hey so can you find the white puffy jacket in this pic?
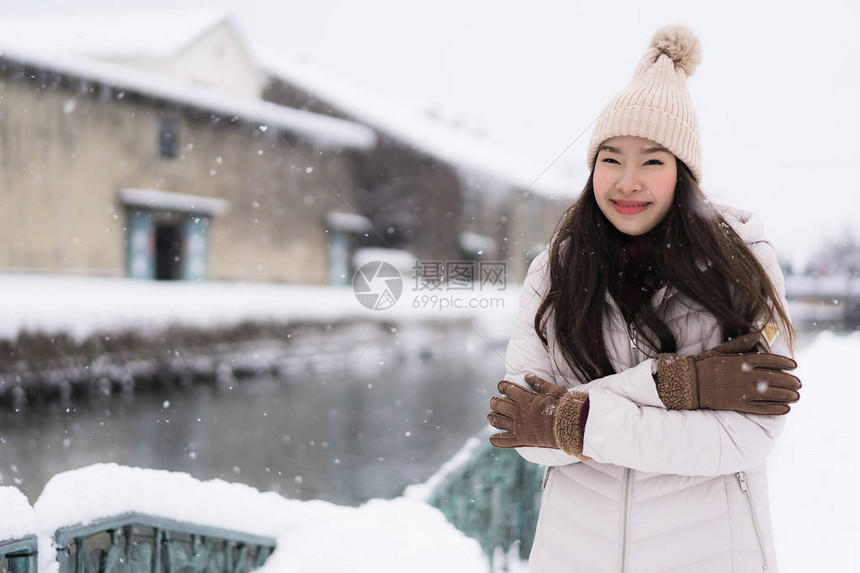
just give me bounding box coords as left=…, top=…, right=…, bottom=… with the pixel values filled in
left=505, top=206, right=792, bottom=573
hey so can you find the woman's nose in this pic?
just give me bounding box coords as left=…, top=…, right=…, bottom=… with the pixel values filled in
left=616, top=167, right=642, bottom=193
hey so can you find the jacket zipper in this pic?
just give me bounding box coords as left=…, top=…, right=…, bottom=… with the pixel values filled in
left=629, top=325, right=642, bottom=364
left=736, top=472, right=768, bottom=570
left=617, top=326, right=639, bottom=573
left=618, top=467, right=632, bottom=573
left=541, top=466, right=551, bottom=491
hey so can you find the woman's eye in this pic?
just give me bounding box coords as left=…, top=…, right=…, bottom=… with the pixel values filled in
left=601, top=157, right=620, bottom=164
left=644, top=159, right=664, bottom=166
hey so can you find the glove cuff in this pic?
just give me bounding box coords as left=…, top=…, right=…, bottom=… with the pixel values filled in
left=656, top=354, right=695, bottom=409
left=553, top=391, right=590, bottom=458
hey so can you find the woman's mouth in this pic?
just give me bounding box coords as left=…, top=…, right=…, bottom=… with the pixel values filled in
left=610, top=199, right=650, bottom=214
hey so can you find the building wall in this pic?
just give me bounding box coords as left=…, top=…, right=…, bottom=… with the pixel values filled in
left=351, top=135, right=464, bottom=263
left=0, top=65, right=358, bottom=283
left=265, top=79, right=466, bottom=263
left=0, top=74, right=127, bottom=274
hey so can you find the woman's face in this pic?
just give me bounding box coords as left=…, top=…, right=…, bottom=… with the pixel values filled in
left=593, top=136, right=678, bottom=236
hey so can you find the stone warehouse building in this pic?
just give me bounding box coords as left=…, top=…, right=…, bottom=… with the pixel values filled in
left=0, top=43, right=375, bottom=284
left=0, top=10, right=569, bottom=285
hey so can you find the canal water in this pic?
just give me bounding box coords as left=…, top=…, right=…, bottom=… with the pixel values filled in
left=0, top=323, right=508, bottom=506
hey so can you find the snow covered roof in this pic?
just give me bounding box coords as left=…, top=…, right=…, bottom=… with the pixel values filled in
left=0, top=43, right=376, bottom=151
left=0, top=9, right=231, bottom=59
left=257, top=47, right=573, bottom=197
left=0, top=8, right=572, bottom=195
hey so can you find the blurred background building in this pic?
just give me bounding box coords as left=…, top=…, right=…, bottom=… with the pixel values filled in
left=0, top=9, right=568, bottom=285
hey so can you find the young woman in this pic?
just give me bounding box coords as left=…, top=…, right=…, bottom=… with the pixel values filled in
left=487, top=26, right=801, bottom=573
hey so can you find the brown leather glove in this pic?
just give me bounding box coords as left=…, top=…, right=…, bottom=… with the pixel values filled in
left=656, top=332, right=801, bottom=415
left=488, top=374, right=589, bottom=457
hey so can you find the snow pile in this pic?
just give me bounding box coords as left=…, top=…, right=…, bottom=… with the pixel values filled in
left=262, top=497, right=486, bottom=572
left=34, top=464, right=282, bottom=542
left=769, top=330, right=860, bottom=572
left=33, top=463, right=488, bottom=573
left=0, top=486, right=35, bottom=542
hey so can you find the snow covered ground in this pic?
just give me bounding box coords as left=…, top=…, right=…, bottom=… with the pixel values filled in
left=768, top=330, right=860, bottom=572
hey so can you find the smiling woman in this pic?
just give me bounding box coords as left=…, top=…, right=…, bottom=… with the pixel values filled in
left=487, top=25, right=801, bottom=573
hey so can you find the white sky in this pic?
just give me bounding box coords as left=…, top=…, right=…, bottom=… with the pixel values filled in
left=2, top=0, right=858, bottom=267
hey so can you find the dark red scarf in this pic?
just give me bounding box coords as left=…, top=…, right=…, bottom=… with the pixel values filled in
left=611, top=234, right=660, bottom=321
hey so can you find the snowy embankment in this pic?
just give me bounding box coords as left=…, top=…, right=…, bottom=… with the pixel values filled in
left=0, top=273, right=518, bottom=342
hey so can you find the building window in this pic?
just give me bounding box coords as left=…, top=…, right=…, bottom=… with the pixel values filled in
left=120, top=188, right=226, bottom=281
left=159, top=119, right=179, bottom=158
left=154, top=217, right=184, bottom=280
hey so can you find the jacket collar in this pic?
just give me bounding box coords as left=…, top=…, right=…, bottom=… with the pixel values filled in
left=605, top=281, right=677, bottom=315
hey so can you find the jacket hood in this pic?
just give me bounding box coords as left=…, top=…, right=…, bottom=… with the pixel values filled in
left=715, top=203, right=767, bottom=246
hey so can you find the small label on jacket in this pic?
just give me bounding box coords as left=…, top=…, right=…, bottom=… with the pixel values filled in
left=762, top=323, right=779, bottom=346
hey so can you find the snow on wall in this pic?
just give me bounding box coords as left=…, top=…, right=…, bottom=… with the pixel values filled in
left=0, top=486, right=35, bottom=543
left=31, top=463, right=488, bottom=573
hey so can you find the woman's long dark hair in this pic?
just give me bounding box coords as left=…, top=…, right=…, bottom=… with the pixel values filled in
left=535, top=158, right=796, bottom=382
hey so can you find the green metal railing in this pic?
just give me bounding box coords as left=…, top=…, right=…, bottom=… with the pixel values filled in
left=3, top=435, right=538, bottom=572
left=54, top=513, right=275, bottom=573
left=0, top=535, right=38, bottom=573
left=423, top=429, right=544, bottom=567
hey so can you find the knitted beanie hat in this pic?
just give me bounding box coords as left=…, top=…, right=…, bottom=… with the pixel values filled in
left=586, top=25, right=703, bottom=181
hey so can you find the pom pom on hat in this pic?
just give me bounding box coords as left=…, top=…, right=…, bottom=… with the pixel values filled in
left=650, top=25, right=702, bottom=77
